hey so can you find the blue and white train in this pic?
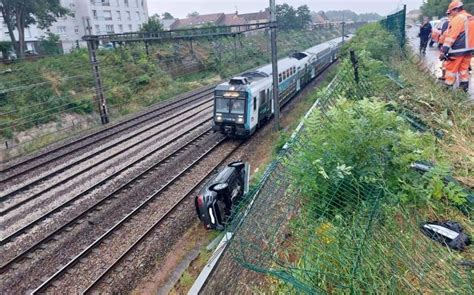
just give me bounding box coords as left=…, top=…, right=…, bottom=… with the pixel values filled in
left=212, top=36, right=348, bottom=138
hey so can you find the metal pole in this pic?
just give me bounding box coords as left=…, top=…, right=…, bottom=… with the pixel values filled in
left=270, top=0, right=280, bottom=131
left=342, top=21, right=345, bottom=43
left=87, top=37, right=109, bottom=124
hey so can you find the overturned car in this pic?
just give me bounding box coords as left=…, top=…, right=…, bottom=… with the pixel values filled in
left=195, top=161, right=249, bottom=230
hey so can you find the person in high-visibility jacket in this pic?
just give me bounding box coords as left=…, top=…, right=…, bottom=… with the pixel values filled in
left=438, top=14, right=452, bottom=81
left=440, top=1, right=474, bottom=91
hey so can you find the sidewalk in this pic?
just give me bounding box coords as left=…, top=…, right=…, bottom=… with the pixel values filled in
left=408, top=27, right=474, bottom=101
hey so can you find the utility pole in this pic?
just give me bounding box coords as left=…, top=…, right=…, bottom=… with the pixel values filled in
left=270, top=0, right=280, bottom=131
left=86, top=36, right=109, bottom=125
left=342, top=21, right=346, bottom=43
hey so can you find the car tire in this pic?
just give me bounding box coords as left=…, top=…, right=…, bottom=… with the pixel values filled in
left=211, top=183, right=228, bottom=193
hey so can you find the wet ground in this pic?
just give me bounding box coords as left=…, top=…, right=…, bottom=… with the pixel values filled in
left=408, top=26, right=474, bottom=100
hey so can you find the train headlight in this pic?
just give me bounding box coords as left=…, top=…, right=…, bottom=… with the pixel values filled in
left=215, top=113, right=223, bottom=122
left=237, top=116, right=244, bottom=124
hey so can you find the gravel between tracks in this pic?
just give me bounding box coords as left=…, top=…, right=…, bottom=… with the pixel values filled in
left=0, top=133, right=229, bottom=294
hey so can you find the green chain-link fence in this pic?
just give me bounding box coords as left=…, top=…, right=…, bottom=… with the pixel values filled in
left=380, top=6, right=407, bottom=47
left=207, top=15, right=474, bottom=290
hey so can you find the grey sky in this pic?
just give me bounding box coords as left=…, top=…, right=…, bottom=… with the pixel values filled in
left=147, top=1, right=424, bottom=18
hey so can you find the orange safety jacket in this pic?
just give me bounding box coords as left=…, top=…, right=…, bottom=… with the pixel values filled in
left=439, top=21, right=450, bottom=45
left=444, top=10, right=474, bottom=55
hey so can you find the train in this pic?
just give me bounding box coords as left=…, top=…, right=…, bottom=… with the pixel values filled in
left=212, top=36, right=349, bottom=138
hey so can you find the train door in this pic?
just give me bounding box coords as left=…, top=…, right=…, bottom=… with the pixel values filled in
left=258, top=89, right=270, bottom=124
left=251, top=96, right=258, bottom=131
left=296, top=70, right=301, bottom=92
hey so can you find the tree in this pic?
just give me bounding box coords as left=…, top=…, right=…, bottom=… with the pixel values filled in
left=187, top=11, right=199, bottom=18
left=39, top=32, right=61, bottom=55
left=277, top=3, right=298, bottom=30
left=162, top=12, right=174, bottom=20
left=140, top=14, right=163, bottom=33
left=0, top=41, right=12, bottom=59
left=296, top=5, right=312, bottom=28
left=421, top=0, right=474, bottom=19
left=0, top=0, right=68, bottom=58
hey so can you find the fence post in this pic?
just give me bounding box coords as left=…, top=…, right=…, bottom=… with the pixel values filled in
left=86, top=36, right=109, bottom=125
left=350, top=50, right=359, bottom=84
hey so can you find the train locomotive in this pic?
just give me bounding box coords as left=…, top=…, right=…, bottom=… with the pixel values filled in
left=212, top=36, right=347, bottom=138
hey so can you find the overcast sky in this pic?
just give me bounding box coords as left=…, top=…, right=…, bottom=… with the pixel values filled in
left=147, top=0, right=424, bottom=18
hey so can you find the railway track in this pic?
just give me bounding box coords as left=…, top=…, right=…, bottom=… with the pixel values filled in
left=0, top=131, right=232, bottom=292
left=0, top=117, right=213, bottom=247
left=33, top=140, right=241, bottom=294
left=0, top=101, right=214, bottom=215
left=0, top=85, right=215, bottom=183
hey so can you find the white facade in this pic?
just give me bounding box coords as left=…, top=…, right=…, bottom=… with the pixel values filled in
left=0, top=0, right=149, bottom=52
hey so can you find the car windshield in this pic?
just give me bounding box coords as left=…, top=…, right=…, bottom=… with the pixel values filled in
left=230, top=99, right=245, bottom=115
left=215, top=98, right=231, bottom=113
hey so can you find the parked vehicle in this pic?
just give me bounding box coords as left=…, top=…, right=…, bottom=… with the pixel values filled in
left=25, top=49, right=39, bottom=56
left=195, top=161, right=249, bottom=230
left=7, top=50, right=17, bottom=61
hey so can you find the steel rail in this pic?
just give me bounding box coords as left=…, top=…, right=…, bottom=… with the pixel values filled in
left=0, top=98, right=214, bottom=203
left=0, top=85, right=215, bottom=181
left=31, top=137, right=232, bottom=294
left=0, top=124, right=216, bottom=270
left=0, top=106, right=213, bottom=215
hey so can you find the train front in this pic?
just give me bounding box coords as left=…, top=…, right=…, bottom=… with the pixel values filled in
left=212, top=80, right=250, bottom=138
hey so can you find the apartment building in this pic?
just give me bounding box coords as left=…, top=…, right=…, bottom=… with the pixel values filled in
left=0, top=0, right=149, bottom=53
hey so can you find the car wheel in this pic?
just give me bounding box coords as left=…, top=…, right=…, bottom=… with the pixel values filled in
left=211, top=183, right=228, bottom=193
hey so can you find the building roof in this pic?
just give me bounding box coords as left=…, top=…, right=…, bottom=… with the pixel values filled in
left=172, top=13, right=225, bottom=29
left=161, top=18, right=177, bottom=30
left=311, top=12, right=329, bottom=24
left=221, top=13, right=248, bottom=26
left=240, top=10, right=270, bottom=22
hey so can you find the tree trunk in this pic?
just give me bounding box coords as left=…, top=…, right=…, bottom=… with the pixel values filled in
left=16, top=5, right=25, bottom=58
left=0, top=2, right=19, bottom=54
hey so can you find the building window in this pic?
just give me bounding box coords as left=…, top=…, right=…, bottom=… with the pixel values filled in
left=124, top=0, right=129, bottom=7
left=102, top=0, right=110, bottom=6
left=92, top=10, right=98, bottom=20
left=75, top=26, right=79, bottom=34
left=116, top=0, right=120, bottom=6
left=136, top=11, right=140, bottom=21
left=115, top=11, right=121, bottom=20
left=95, top=25, right=100, bottom=34
left=104, top=10, right=112, bottom=20
left=126, top=11, right=131, bottom=21
left=128, top=24, right=133, bottom=31
left=141, top=0, right=144, bottom=7
left=106, top=24, right=114, bottom=34
left=118, top=24, right=123, bottom=33
left=57, top=26, right=67, bottom=34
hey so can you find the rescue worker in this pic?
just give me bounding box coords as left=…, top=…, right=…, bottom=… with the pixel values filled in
left=418, top=16, right=432, bottom=55
left=438, top=14, right=452, bottom=80
left=440, top=1, right=474, bottom=91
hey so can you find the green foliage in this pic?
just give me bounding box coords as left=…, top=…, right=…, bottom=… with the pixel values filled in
left=322, top=10, right=382, bottom=22
left=345, top=23, right=399, bottom=61
left=139, top=13, right=163, bottom=33
left=162, top=12, right=174, bottom=20
left=38, top=32, right=62, bottom=55
left=0, top=41, right=11, bottom=56
left=277, top=3, right=312, bottom=30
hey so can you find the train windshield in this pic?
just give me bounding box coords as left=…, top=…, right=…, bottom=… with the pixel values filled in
left=230, top=99, right=245, bottom=115
left=216, top=98, right=231, bottom=113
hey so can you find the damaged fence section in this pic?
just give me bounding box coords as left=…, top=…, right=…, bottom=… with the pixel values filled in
left=221, top=47, right=473, bottom=293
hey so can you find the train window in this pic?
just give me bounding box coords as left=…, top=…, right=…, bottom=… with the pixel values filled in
left=253, top=97, right=257, bottom=111
left=283, top=72, right=286, bottom=80
left=260, top=90, right=266, bottom=105
left=279, top=74, right=282, bottom=83
left=287, top=69, right=290, bottom=77
left=293, top=67, right=296, bottom=74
